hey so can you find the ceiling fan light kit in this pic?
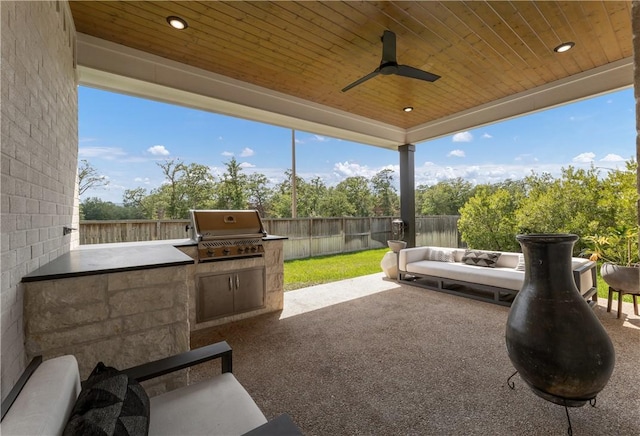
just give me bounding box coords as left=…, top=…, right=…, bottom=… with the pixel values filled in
left=342, top=30, right=440, bottom=92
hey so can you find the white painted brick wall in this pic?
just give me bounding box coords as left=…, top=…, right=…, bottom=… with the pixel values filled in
left=1, top=0, right=78, bottom=400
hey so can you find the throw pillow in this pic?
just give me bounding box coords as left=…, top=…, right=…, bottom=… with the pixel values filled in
left=515, top=254, right=526, bottom=271
left=461, top=250, right=501, bottom=268
left=63, top=362, right=150, bottom=436
left=426, top=248, right=454, bottom=262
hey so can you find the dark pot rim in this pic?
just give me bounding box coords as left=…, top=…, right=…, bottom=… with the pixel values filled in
left=516, top=233, right=579, bottom=243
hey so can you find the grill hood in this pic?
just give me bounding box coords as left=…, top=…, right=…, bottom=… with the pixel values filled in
left=190, top=210, right=267, bottom=240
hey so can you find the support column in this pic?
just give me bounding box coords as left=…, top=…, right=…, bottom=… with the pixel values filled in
left=399, top=144, right=416, bottom=248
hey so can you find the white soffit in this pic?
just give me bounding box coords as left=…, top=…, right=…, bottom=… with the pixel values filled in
left=76, top=33, right=405, bottom=150
left=407, top=57, right=633, bottom=145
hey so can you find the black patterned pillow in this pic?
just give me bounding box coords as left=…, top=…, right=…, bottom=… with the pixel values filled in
left=63, top=362, right=150, bottom=436
left=426, top=248, right=454, bottom=262
left=461, top=250, right=501, bottom=268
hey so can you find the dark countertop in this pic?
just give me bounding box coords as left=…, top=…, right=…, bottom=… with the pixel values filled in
left=22, top=243, right=194, bottom=282
left=21, top=236, right=288, bottom=283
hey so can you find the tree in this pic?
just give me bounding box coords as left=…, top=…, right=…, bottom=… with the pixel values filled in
left=122, top=187, right=159, bottom=219
left=269, top=170, right=316, bottom=218
left=418, top=177, right=475, bottom=215
left=318, top=187, right=353, bottom=217
left=516, top=166, right=601, bottom=244
left=80, top=197, right=144, bottom=220
left=78, top=159, right=109, bottom=196
left=299, top=176, right=327, bottom=217
left=246, top=173, right=273, bottom=217
left=335, top=176, right=373, bottom=216
left=458, top=186, right=521, bottom=252
left=597, top=160, right=638, bottom=232
left=181, top=163, right=216, bottom=211
left=157, top=159, right=187, bottom=219
left=216, top=157, right=248, bottom=209
left=371, top=169, right=398, bottom=216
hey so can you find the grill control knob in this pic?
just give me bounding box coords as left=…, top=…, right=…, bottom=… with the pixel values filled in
left=223, top=248, right=231, bottom=255
left=207, top=248, right=215, bottom=256
left=237, top=247, right=244, bottom=254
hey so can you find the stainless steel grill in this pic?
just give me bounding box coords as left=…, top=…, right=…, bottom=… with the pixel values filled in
left=189, top=210, right=267, bottom=262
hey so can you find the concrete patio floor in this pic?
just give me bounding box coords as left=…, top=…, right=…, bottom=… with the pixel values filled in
left=191, top=273, right=640, bottom=435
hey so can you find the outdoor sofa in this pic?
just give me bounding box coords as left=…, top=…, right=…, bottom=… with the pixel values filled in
left=1, top=341, right=300, bottom=436
left=398, top=246, right=598, bottom=307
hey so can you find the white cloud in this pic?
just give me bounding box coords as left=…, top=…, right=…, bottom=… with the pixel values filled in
left=452, top=131, right=473, bottom=142
left=240, top=147, right=254, bottom=157
left=221, top=151, right=234, bottom=157
left=239, top=162, right=255, bottom=168
left=482, top=133, right=493, bottom=139
left=600, top=154, right=624, bottom=162
left=414, top=161, right=559, bottom=187
left=514, top=154, right=539, bottom=163
left=79, top=147, right=128, bottom=160
left=147, top=145, right=169, bottom=156
left=332, top=161, right=384, bottom=179
left=572, top=152, right=596, bottom=163
left=333, top=161, right=369, bottom=178
left=448, top=149, right=466, bottom=158
left=134, top=177, right=151, bottom=185
left=312, top=134, right=330, bottom=142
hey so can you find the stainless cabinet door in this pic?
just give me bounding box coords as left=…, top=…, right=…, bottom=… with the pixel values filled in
left=234, top=267, right=265, bottom=313
left=196, top=273, right=234, bottom=322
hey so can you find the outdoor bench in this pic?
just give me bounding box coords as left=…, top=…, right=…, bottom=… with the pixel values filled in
left=1, top=341, right=301, bottom=435
left=398, top=246, right=598, bottom=307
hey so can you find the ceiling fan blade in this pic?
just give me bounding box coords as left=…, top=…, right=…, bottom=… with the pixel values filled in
left=381, top=30, right=397, bottom=63
left=396, top=65, right=441, bottom=82
left=341, top=69, right=380, bottom=92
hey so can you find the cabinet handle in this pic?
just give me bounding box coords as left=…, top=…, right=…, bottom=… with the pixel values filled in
left=229, top=276, right=233, bottom=290
left=236, top=275, right=240, bottom=288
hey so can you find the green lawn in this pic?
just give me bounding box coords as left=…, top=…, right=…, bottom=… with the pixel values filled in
left=284, top=248, right=629, bottom=303
left=284, top=247, right=389, bottom=291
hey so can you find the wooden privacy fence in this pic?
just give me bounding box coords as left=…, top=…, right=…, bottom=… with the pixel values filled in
left=79, top=216, right=462, bottom=260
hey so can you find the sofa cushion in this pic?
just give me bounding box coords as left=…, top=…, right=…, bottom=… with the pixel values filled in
left=1, top=356, right=81, bottom=436
left=514, top=254, right=526, bottom=271
left=63, top=362, right=150, bottom=436
left=425, top=248, right=455, bottom=262
left=148, top=372, right=267, bottom=435
left=461, top=250, right=501, bottom=268
left=405, top=261, right=525, bottom=291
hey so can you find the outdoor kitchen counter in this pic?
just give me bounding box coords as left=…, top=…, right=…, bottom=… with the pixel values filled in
left=21, top=236, right=287, bottom=385
left=21, top=236, right=287, bottom=282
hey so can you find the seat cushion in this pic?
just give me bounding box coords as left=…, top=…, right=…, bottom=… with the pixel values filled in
left=1, top=356, right=81, bottom=436
left=406, top=261, right=525, bottom=291
left=148, top=373, right=267, bottom=435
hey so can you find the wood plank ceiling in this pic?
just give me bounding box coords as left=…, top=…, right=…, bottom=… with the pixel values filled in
left=69, top=1, right=633, bottom=132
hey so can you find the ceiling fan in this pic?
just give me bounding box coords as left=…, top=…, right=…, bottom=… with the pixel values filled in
left=342, top=30, right=441, bottom=92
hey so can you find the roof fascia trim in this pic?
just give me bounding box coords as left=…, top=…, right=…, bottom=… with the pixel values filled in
left=76, top=33, right=406, bottom=150
left=407, top=57, right=634, bottom=144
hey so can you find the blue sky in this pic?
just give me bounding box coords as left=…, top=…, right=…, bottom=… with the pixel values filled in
left=79, top=86, right=636, bottom=204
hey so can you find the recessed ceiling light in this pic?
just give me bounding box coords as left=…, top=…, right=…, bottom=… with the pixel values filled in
left=553, top=42, right=575, bottom=53
left=403, top=106, right=413, bottom=112
left=167, top=16, right=188, bottom=30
